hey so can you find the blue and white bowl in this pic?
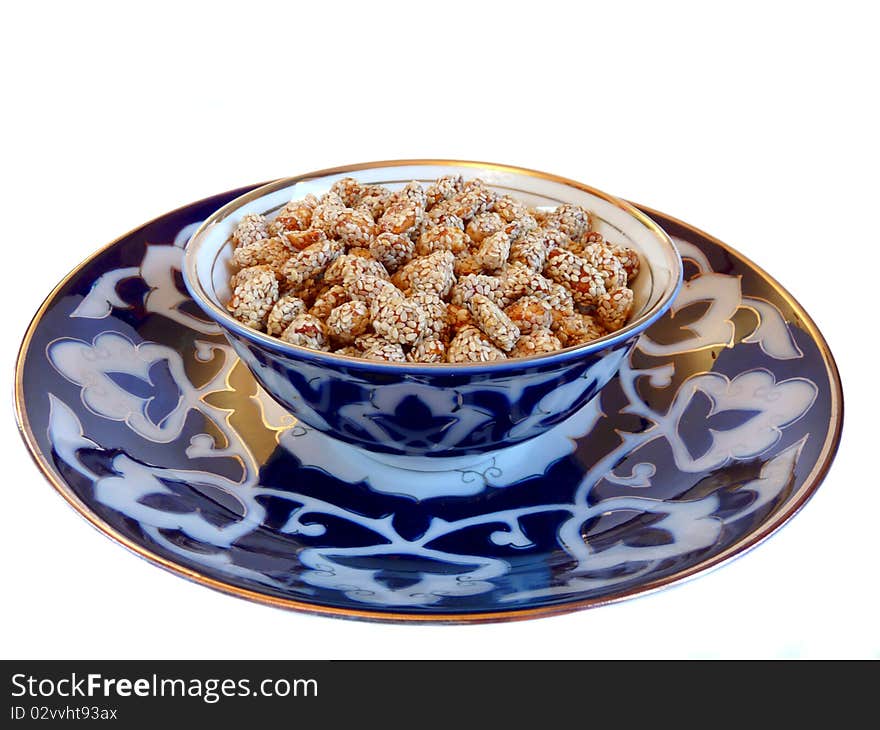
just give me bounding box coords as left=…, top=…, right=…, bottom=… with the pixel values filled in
left=183, top=161, right=683, bottom=459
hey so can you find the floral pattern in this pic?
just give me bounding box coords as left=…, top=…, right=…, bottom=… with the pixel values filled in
left=226, top=323, right=632, bottom=457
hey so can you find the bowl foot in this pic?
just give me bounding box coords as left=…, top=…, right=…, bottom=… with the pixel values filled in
left=355, top=449, right=495, bottom=473
left=278, top=398, right=604, bottom=499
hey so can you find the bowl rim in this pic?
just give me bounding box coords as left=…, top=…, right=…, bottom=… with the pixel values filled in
left=183, top=159, right=684, bottom=373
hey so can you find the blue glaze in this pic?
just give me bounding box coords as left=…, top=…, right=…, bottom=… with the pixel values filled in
left=224, top=325, right=633, bottom=456
left=182, top=165, right=684, bottom=457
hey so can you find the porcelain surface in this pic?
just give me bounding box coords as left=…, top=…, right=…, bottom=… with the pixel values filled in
left=15, top=186, right=842, bottom=622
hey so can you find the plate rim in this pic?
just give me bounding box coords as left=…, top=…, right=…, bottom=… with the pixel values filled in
left=12, top=189, right=844, bottom=624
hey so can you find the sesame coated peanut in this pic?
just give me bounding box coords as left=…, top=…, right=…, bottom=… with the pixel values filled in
left=226, top=174, right=639, bottom=361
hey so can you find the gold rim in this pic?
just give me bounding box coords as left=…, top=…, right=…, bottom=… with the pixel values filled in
left=13, top=190, right=843, bottom=624
left=183, top=160, right=683, bottom=371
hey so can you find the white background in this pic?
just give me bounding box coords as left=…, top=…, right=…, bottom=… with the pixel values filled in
left=2, top=1, right=876, bottom=659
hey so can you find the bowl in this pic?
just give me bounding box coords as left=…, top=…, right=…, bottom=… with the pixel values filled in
left=183, top=161, right=682, bottom=461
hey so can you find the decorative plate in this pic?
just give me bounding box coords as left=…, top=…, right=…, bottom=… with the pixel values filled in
left=15, top=186, right=842, bottom=623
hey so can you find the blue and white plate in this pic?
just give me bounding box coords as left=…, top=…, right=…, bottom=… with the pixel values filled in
left=15, top=186, right=843, bottom=622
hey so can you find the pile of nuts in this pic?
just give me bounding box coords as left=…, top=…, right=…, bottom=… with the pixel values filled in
left=226, top=175, right=640, bottom=363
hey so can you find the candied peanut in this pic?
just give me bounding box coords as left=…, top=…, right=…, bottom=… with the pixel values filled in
left=426, top=210, right=465, bottom=231
left=458, top=178, right=496, bottom=216
left=504, top=296, right=552, bottom=333
left=448, top=193, right=481, bottom=221
left=362, top=340, right=406, bottom=362
left=280, top=238, right=344, bottom=291
left=226, top=264, right=278, bottom=330
left=376, top=182, right=427, bottom=237
left=292, top=277, right=324, bottom=306
left=310, top=192, right=346, bottom=235
left=544, top=248, right=606, bottom=306
left=425, top=174, right=464, bottom=208
left=369, top=232, right=415, bottom=272
left=500, top=264, right=554, bottom=302
left=232, top=213, right=269, bottom=249
left=356, top=186, right=393, bottom=219
left=468, top=294, right=520, bottom=351
left=446, top=303, right=474, bottom=332
left=232, top=236, right=291, bottom=271
left=541, top=282, right=576, bottom=318
left=426, top=202, right=467, bottom=228
left=319, top=191, right=344, bottom=205
left=447, top=326, right=507, bottom=363
left=266, top=293, right=307, bottom=336
left=281, top=228, right=328, bottom=252
left=395, top=250, right=455, bottom=297
left=453, top=253, right=484, bottom=277
left=450, top=273, right=508, bottom=308
left=596, top=286, right=634, bottom=331
left=493, top=194, right=528, bottom=223
left=509, top=236, right=547, bottom=272
left=543, top=203, right=591, bottom=240
left=409, top=289, right=449, bottom=340
left=345, top=275, right=400, bottom=304
left=475, top=230, right=511, bottom=271
left=502, top=214, right=538, bottom=242
left=552, top=313, right=605, bottom=347
left=611, top=244, right=640, bottom=282
left=416, top=224, right=469, bottom=257
left=324, top=253, right=389, bottom=286
left=334, top=208, right=376, bottom=247
left=377, top=200, right=423, bottom=236
left=395, top=180, right=429, bottom=210
left=390, top=269, right=409, bottom=291
left=465, top=212, right=504, bottom=244
left=371, top=297, right=427, bottom=345
left=441, top=179, right=494, bottom=221
left=269, top=197, right=317, bottom=235
left=334, top=345, right=362, bottom=358
left=354, top=332, right=387, bottom=351
left=330, top=177, right=368, bottom=207
left=529, top=226, right=571, bottom=252
left=582, top=241, right=627, bottom=290
left=309, top=284, right=349, bottom=320
left=280, top=313, right=328, bottom=350
left=510, top=329, right=563, bottom=357
left=227, top=265, right=279, bottom=330
left=326, top=300, right=371, bottom=344
left=407, top=338, right=447, bottom=363
left=530, top=207, right=551, bottom=225
left=428, top=197, right=466, bottom=222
